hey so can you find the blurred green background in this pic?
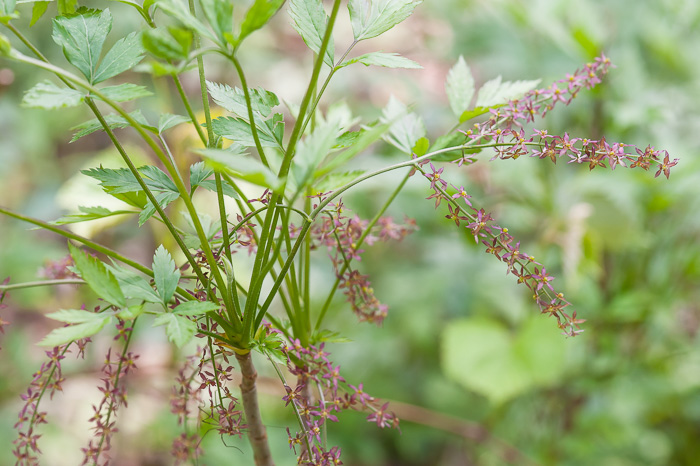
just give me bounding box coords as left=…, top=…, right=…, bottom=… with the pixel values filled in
left=1, top=0, right=699, bottom=465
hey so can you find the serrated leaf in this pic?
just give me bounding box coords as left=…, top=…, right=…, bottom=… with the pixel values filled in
left=198, top=147, right=283, bottom=191
left=139, top=191, right=180, bottom=225
left=52, top=8, right=113, bottom=83
left=93, top=31, right=145, bottom=84
left=107, top=264, right=162, bottom=303
left=211, top=116, right=279, bottom=147
left=348, top=0, right=421, bottom=41
left=97, top=83, right=152, bottom=102
left=200, top=0, right=232, bottom=42
left=189, top=161, right=212, bottom=187
left=158, top=113, right=190, bottom=133
left=69, top=242, right=126, bottom=307
left=38, top=317, right=111, bottom=346
left=70, top=110, right=150, bottom=142
left=475, top=76, right=541, bottom=108
left=152, top=245, right=180, bottom=304
left=380, top=95, right=425, bottom=153
left=198, top=179, right=239, bottom=199
left=142, top=26, right=191, bottom=60
left=206, top=81, right=279, bottom=118
left=22, top=80, right=85, bottom=109
left=237, top=0, right=284, bottom=46
left=54, top=205, right=136, bottom=224
left=174, top=300, right=219, bottom=316
left=30, top=1, right=50, bottom=26
left=46, top=308, right=111, bottom=324
left=445, top=55, right=474, bottom=118
left=154, top=313, right=195, bottom=348
left=289, top=0, right=334, bottom=67
left=155, top=0, right=216, bottom=42
left=339, top=51, right=421, bottom=69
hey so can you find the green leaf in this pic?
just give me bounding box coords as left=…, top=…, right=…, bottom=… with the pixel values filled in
left=152, top=245, right=180, bottom=304
left=413, top=136, right=429, bottom=156
left=174, top=300, right=219, bottom=316
left=53, top=205, right=136, bottom=224
left=30, top=1, right=50, bottom=26
left=211, top=116, right=279, bottom=147
left=237, top=0, right=284, bottom=46
left=57, top=0, right=77, bottom=15
left=158, top=113, right=190, bottom=133
left=293, top=121, right=339, bottom=188
left=139, top=191, right=179, bottom=225
left=69, top=242, right=126, bottom=307
left=22, top=80, right=84, bottom=109
left=458, top=106, right=490, bottom=124
left=314, top=170, right=364, bottom=192
left=189, top=161, right=211, bottom=187
left=153, top=313, right=196, bottom=348
left=38, top=316, right=111, bottom=346
left=348, top=0, right=421, bottom=41
left=155, top=0, right=216, bottom=42
left=198, top=179, right=239, bottom=199
left=70, top=110, right=151, bottom=142
left=93, top=31, right=145, bottom=84
left=0, top=0, right=18, bottom=23
left=117, top=303, right=145, bottom=319
left=107, top=264, right=162, bottom=303
left=338, top=51, right=421, bottom=69
left=380, top=95, right=425, bottom=154
left=97, top=83, right=152, bottom=102
left=289, top=0, right=334, bottom=67
left=142, top=26, right=191, bottom=61
left=445, top=55, right=474, bottom=118
left=200, top=0, right=232, bottom=42
left=441, top=317, right=567, bottom=404
left=315, top=122, right=390, bottom=177
left=46, top=308, right=112, bottom=324
left=52, top=8, right=113, bottom=83
left=475, top=76, right=541, bottom=108
left=206, top=81, right=279, bottom=118
left=198, top=147, right=283, bottom=191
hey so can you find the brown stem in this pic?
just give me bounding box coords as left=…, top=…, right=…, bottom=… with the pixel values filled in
left=236, top=352, right=274, bottom=466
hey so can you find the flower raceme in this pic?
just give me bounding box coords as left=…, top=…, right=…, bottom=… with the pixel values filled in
left=418, top=55, right=677, bottom=337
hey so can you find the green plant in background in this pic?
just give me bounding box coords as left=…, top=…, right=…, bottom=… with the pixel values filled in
left=0, top=0, right=679, bottom=464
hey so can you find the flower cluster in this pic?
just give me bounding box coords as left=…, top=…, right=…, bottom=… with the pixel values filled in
left=307, top=200, right=417, bottom=325
left=281, top=339, right=399, bottom=465
left=456, top=55, right=678, bottom=177
left=38, top=254, right=79, bottom=279
left=421, top=165, right=585, bottom=336
left=12, top=336, right=91, bottom=465
left=81, top=326, right=138, bottom=465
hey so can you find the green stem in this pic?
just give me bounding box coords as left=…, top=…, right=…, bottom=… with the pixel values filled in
left=230, top=55, right=269, bottom=167
left=172, top=72, right=208, bottom=146
left=0, top=279, right=85, bottom=291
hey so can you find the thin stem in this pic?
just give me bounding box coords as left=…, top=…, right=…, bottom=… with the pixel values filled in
left=230, top=55, right=269, bottom=167
left=172, top=72, right=208, bottom=146
left=0, top=279, right=85, bottom=291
